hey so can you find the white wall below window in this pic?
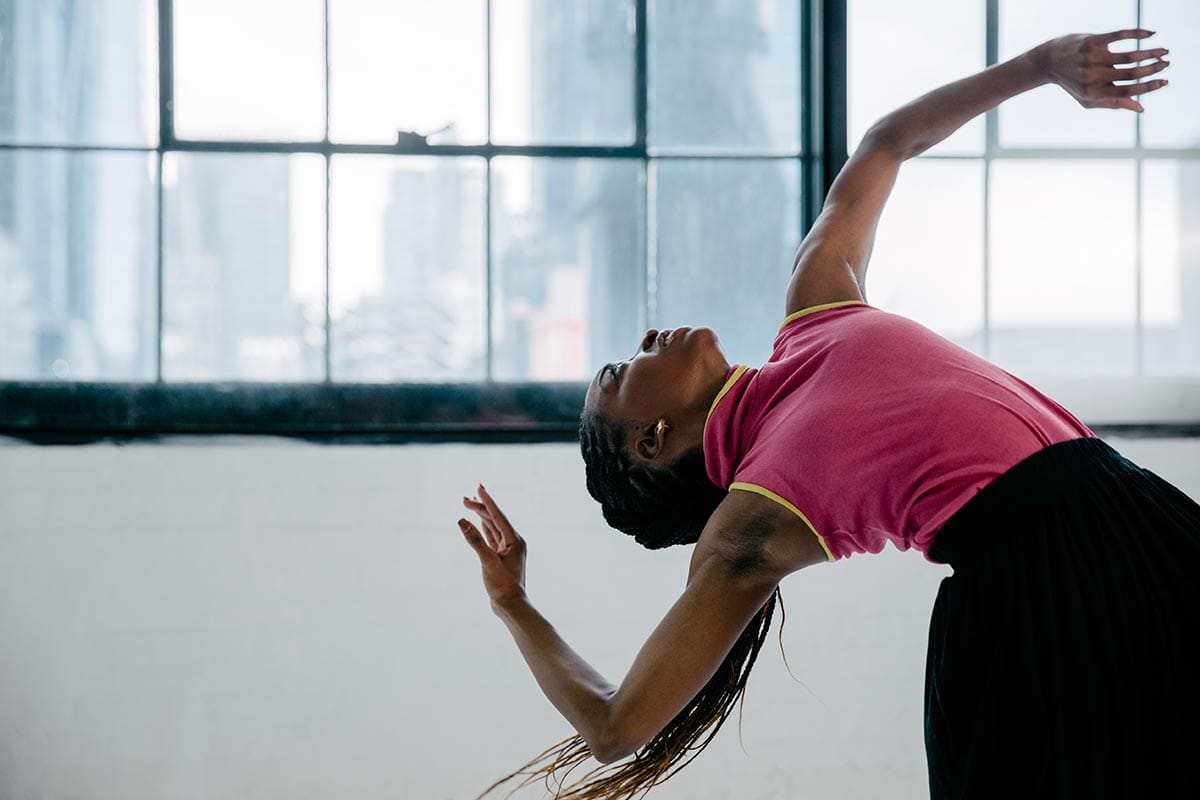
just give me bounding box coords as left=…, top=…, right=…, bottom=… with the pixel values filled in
left=0, top=436, right=1197, bottom=800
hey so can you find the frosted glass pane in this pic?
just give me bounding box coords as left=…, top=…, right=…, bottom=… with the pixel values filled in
left=174, top=0, right=324, bottom=141
left=866, top=160, right=985, bottom=352
left=0, top=150, right=156, bottom=380
left=999, top=0, right=1136, bottom=148
left=330, top=0, right=486, bottom=145
left=649, top=0, right=799, bottom=152
left=653, top=160, right=801, bottom=368
left=1142, top=160, right=1200, bottom=375
left=163, top=154, right=326, bottom=381
left=0, top=0, right=158, bottom=146
left=848, top=0, right=983, bottom=155
left=492, top=0, right=636, bottom=145
left=330, top=156, right=486, bottom=382
left=491, top=159, right=643, bottom=380
left=989, top=161, right=1137, bottom=377
left=1141, top=1, right=1199, bottom=148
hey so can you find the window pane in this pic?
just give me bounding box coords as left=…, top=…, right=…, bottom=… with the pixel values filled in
left=330, top=0, right=486, bottom=145
left=491, top=0, right=636, bottom=146
left=163, top=153, right=325, bottom=381
left=1142, top=160, right=1200, bottom=375
left=0, top=150, right=156, bottom=380
left=653, top=160, right=800, bottom=368
left=999, top=0, right=1136, bottom=148
left=649, top=0, right=799, bottom=153
left=492, top=158, right=643, bottom=381
left=867, top=160, right=985, bottom=351
left=848, top=0, right=983, bottom=155
left=330, top=156, right=485, bottom=382
left=173, top=0, right=324, bottom=141
left=989, top=161, right=1137, bottom=377
left=0, top=0, right=157, bottom=146
left=1141, top=1, right=1199, bottom=148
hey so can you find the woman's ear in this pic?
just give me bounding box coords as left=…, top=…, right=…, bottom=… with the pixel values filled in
left=633, top=420, right=667, bottom=462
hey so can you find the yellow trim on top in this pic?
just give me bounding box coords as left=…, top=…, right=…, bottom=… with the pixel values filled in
left=777, top=300, right=869, bottom=334
left=729, top=481, right=836, bottom=563
left=704, top=364, right=749, bottom=436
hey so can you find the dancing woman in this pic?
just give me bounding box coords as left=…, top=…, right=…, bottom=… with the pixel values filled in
left=457, top=27, right=1195, bottom=799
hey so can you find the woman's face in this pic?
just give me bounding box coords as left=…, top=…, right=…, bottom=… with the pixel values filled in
left=583, top=326, right=731, bottom=461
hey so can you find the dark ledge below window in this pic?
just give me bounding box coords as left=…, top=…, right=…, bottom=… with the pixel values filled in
left=1, top=382, right=1197, bottom=445
left=0, top=382, right=589, bottom=444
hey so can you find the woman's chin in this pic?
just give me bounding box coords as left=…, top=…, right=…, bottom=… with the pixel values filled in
left=694, top=326, right=724, bottom=355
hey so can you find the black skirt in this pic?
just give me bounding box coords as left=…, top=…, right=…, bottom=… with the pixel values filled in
left=924, top=436, right=1200, bottom=799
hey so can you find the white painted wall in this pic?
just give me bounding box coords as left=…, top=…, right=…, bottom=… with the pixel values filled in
left=1, top=436, right=1197, bottom=800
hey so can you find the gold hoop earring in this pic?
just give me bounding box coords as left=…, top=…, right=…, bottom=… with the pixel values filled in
left=656, top=419, right=669, bottom=437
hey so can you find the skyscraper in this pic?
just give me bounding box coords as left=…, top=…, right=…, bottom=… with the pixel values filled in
left=0, top=0, right=154, bottom=380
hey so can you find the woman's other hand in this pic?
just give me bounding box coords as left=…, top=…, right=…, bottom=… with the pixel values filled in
left=1037, top=28, right=1170, bottom=112
left=458, top=484, right=528, bottom=613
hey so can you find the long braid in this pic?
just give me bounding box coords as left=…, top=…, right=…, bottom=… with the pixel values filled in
left=472, top=410, right=784, bottom=799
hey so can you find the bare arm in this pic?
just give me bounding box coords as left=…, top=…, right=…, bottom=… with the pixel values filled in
left=785, top=28, right=1170, bottom=314
left=489, top=540, right=777, bottom=762
left=457, top=486, right=826, bottom=764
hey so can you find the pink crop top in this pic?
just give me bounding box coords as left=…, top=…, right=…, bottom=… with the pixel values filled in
left=703, top=301, right=1096, bottom=563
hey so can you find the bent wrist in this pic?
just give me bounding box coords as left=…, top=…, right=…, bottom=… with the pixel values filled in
left=491, top=589, right=531, bottom=619
left=1028, top=41, right=1057, bottom=86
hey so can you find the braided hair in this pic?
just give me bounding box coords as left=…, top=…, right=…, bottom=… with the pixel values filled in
left=472, top=407, right=786, bottom=800
left=577, top=408, right=728, bottom=549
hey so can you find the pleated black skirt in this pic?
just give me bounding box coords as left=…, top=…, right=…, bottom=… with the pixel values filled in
left=924, top=436, right=1200, bottom=799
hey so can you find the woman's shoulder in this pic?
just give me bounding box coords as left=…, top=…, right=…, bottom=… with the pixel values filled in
left=699, top=486, right=835, bottom=576
left=774, top=299, right=874, bottom=340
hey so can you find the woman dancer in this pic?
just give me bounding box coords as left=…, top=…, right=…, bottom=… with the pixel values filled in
left=457, top=27, right=1193, bottom=799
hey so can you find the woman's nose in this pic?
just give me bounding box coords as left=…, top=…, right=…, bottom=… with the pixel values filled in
left=641, top=328, right=659, bottom=351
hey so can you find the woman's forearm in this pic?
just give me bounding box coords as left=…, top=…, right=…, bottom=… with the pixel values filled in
left=494, top=593, right=620, bottom=760
left=869, top=45, right=1050, bottom=159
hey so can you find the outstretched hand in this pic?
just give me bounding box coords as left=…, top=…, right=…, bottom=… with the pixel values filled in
left=458, top=484, right=528, bottom=613
left=1040, top=28, right=1170, bottom=112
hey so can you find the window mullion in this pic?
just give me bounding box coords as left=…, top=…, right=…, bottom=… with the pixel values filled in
left=638, top=0, right=650, bottom=335
left=635, top=0, right=648, bottom=149
left=983, top=0, right=998, bottom=362
left=1135, top=0, right=1144, bottom=377
left=155, top=0, right=175, bottom=383
left=155, top=151, right=164, bottom=383
left=820, top=0, right=848, bottom=200
left=323, top=0, right=332, bottom=382
left=485, top=0, right=494, bottom=381
left=157, top=0, right=175, bottom=147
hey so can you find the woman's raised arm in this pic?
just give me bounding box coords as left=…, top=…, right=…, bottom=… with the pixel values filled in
left=785, top=29, right=1170, bottom=316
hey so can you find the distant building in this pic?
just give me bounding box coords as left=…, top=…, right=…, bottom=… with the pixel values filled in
left=332, top=158, right=486, bottom=381
left=0, top=0, right=155, bottom=380
left=163, top=155, right=317, bottom=380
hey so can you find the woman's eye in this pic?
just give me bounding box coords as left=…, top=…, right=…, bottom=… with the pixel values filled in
left=607, top=361, right=626, bottom=386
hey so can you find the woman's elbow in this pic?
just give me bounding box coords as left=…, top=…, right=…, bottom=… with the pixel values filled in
left=588, top=723, right=649, bottom=765
left=589, top=732, right=634, bottom=765
left=589, top=743, right=624, bottom=765
left=862, top=118, right=919, bottom=161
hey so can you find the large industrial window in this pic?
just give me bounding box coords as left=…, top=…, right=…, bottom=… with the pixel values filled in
left=2, top=0, right=1195, bottom=441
